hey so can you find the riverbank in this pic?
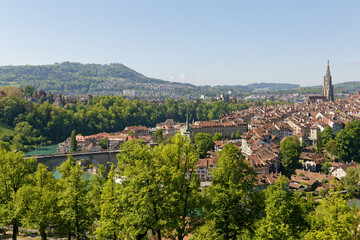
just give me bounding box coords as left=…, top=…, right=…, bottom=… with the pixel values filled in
left=25, top=144, right=58, bottom=156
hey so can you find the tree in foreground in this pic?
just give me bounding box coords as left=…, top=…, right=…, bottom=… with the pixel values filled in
left=0, top=148, right=36, bottom=240
left=304, top=190, right=360, bottom=239
left=280, top=136, right=301, bottom=177
left=57, top=155, right=91, bottom=240
left=197, top=143, right=261, bottom=239
left=254, top=175, right=312, bottom=240
left=115, top=135, right=200, bottom=239
left=16, top=163, right=58, bottom=240
left=95, top=166, right=122, bottom=240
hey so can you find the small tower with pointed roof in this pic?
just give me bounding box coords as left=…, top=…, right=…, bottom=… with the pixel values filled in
left=322, top=60, right=334, bottom=101
left=184, top=110, right=191, bottom=140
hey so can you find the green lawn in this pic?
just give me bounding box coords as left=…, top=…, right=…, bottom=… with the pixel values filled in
left=0, top=124, right=14, bottom=138
left=0, top=124, right=16, bottom=150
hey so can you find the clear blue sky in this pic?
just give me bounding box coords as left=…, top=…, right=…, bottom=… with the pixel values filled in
left=1, top=0, right=359, bottom=86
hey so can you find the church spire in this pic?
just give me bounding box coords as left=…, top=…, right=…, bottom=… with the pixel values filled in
left=326, top=60, right=331, bottom=78
left=322, top=60, right=334, bottom=101
left=185, top=110, right=190, bottom=132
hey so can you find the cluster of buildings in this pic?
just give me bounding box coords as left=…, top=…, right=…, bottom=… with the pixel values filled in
left=57, top=62, right=360, bottom=194
left=181, top=62, right=360, bottom=192
left=57, top=126, right=157, bottom=153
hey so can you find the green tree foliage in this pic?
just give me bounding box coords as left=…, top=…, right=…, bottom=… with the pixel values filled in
left=0, top=86, right=23, bottom=98
left=115, top=135, right=200, bottom=239
left=0, top=148, right=36, bottom=240
left=235, top=129, right=242, bottom=139
left=57, top=155, right=92, bottom=240
left=200, top=143, right=261, bottom=239
left=70, top=130, right=77, bottom=153
left=87, top=164, right=107, bottom=223
left=0, top=94, right=251, bottom=150
left=304, top=190, right=360, bottom=239
left=39, top=94, right=46, bottom=104
left=47, top=91, right=54, bottom=103
left=280, top=137, right=301, bottom=177
left=23, top=85, right=36, bottom=96
left=98, top=137, right=109, bottom=149
left=0, top=62, right=254, bottom=98
left=325, top=139, right=337, bottom=155
left=254, top=176, right=312, bottom=240
left=16, top=164, right=58, bottom=240
left=319, top=126, right=335, bottom=148
left=194, top=132, right=214, bottom=158
left=335, top=119, right=360, bottom=162
left=13, top=121, right=46, bottom=151
left=321, top=161, right=332, bottom=175
left=342, top=167, right=360, bottom=196
left=153, top=129, right=163, bottom=143
left=0, top=141, right=10, bottom=151
left=95, top=166, right=122, bottom=240
left=212, top=132, right=224, bottom=141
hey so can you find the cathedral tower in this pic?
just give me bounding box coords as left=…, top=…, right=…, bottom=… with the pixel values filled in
left=322, top=61, right=334, bottom=101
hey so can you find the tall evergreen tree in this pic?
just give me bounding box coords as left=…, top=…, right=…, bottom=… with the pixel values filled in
left=70, top=130, right=77, bottom=153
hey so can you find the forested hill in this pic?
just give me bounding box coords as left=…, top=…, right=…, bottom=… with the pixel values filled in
left=0, top=62, right=306, bottom=97
left=0, top=62, right=195, bottom=95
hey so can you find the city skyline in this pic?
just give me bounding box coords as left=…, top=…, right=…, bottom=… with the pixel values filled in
left=1, top=1, right=359, bottom=87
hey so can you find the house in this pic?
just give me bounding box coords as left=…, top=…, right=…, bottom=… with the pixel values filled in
left=299, top=151, right=326, bottom=172
left=124, top=126, right=149, bottom=136
left=214, top=140, right=229, bottom=152
left=194, top=152, right=218, bottom=181
left=331, top=161, right=359, bottom=179
left=256, top=172, right=283, bottom=191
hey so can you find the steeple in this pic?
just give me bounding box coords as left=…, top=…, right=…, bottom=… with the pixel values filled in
left=185, top=110, right=190, bottom=132
left=322, top=60, right=334, bottom=101
left=326, top=60, right=331, bottom=80
left=183, top=110, right=191, bottom=140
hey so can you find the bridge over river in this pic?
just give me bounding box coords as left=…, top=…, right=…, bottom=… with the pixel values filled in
left=24, top=150, right=120, bottom=170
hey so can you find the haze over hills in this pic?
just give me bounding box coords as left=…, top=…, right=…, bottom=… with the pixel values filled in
left=0, top=62, right=358, bottom=97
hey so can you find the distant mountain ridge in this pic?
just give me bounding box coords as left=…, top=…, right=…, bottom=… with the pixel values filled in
left=2, top=62, right=358, bottom=97
left=225, top=82, right=300, bottom=91
left=0, top=62, right=301, bottom=96
left=0, top=62, right=190, bottom=94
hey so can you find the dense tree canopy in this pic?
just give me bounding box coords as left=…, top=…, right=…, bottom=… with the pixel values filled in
left=0, top=149, right=36, bottom=239
left=335, top=119, right=360, bottom=162
left=200, top=144, right=260, bottom=239
left=0, top=95, right=251, bottom=150
left=280, top=136, right=301, bottom=177
left=254, top=176, right=312, bottom=240
left=194, top=133, right=214, bottom=158
left=0, top=137, right=360, bottom=239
